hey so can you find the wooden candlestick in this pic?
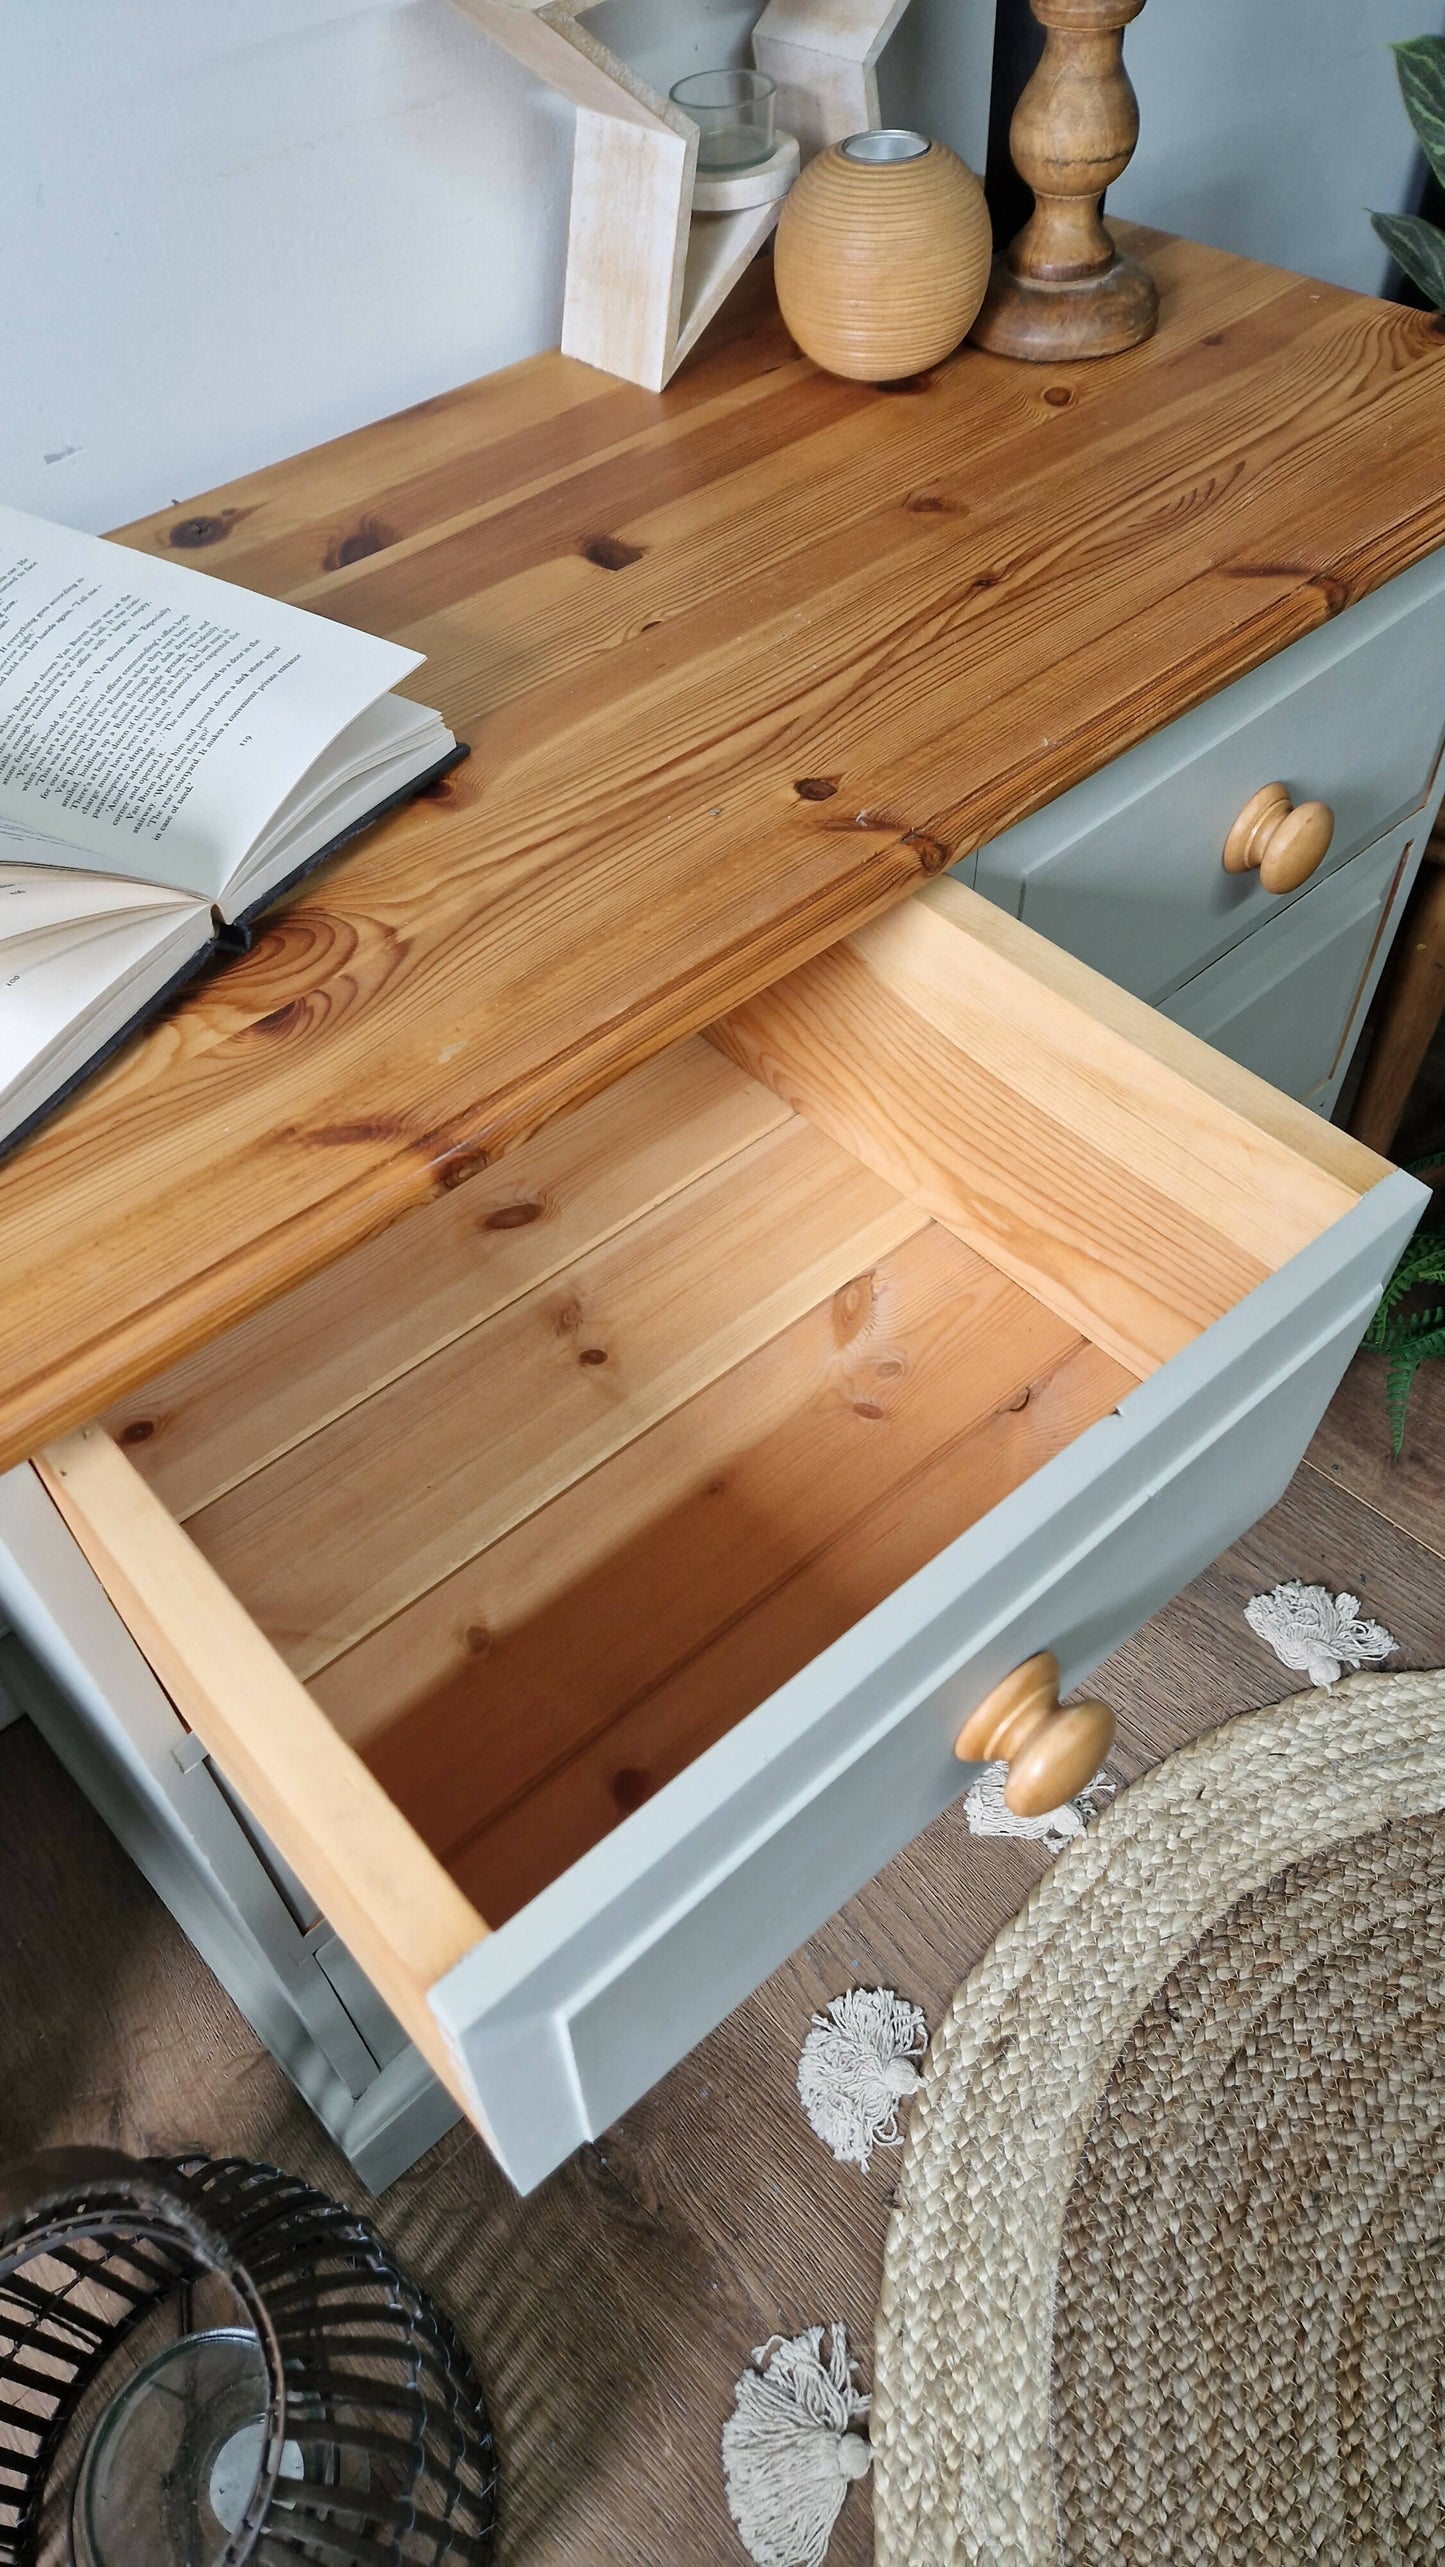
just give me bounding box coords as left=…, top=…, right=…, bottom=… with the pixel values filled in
left=969, top=0, right=1158, bottom=363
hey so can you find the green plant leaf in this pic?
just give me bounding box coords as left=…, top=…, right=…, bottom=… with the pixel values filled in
left=1385, top=1323, right=1445, bottom=1453
left=1386, top=1350, right=1415, bottom=1453
left=1363, top=1232, right=1445, bottom=1350
left=1390, top=1237, right=1445, bottom=1290
left=1370, top=208, right=1445, bottom=310
left=1392, top=35, right=1445, bottom=194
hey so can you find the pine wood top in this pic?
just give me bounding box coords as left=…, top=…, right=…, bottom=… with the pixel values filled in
left=2, top=225, right=1443, bottom=1471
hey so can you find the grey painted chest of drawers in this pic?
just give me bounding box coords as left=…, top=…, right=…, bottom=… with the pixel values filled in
left=1, top=521, right=1438, bottom=2188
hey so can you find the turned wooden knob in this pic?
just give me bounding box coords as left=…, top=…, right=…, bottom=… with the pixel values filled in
left=1222, top=783, right=1335, bottom=893
left=955, top=1650, right=1115, bottom=1816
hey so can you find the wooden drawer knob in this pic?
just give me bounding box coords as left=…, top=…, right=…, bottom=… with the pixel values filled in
left=955, top=1650, right=1115, bottom=1817
left=1222, top=783, right=1335, bottom=894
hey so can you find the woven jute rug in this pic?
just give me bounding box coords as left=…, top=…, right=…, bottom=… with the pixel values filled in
left=872, top=1669, right=1445, bottom=2565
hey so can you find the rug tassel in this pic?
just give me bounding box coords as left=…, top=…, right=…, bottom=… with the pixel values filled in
left=797, top=1987, right=927, bottom=2169
left=1244, top=1581, right=1396, bottom=1688
left=721, top=2324, right=870, bottom=2567
left=962, top=1760, right=1113, bottom=1855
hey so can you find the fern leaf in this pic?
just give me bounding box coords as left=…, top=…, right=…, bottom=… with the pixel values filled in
left=1393, top=1305, right=1445, bottom=1343
left=1364, top=1233, right=1445, bottom=1351
left=1392, top=1235, right=1445, bottom=1287
left=1386, top=1354, right=1414, bottom=1455
left=1384, top=1322, right=1445, bottom=1455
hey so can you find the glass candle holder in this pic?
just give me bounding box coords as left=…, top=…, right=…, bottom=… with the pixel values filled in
left=670, top=69, right=777, bottom=174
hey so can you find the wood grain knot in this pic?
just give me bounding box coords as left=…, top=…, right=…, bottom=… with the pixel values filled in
left=118, top=1418, right=155, bottom=1446
left=252, top=997, right=308, bottom=1038
left=903, top=831, right=951, bottom=871
left=463, top=1623, right=492, bottom=1657
left=438, top=1149, right=491, bottom=1190
left=1043, top=385, right=1075, bottom=407
left=905, top=488, right=963, bottom=514
left=311, top=1118, right=416, bottom=1148
left=852, top=1399, right=885, bottom=1419
left=484, top=1200, right=543, bottom=1231
left=167, top=513, right=234, bottom=548
left=579, top=1346, right=609, bottom=1367
left=581, top=534, right=644, bottom=572
left=794, top=776, right=840, bottom=800
left=832, top=1271, right=879, bottom=1342
left=612, top=1767, right=654, bottom=1815
left=1224, top=562, right=1350, bottom=618
left=324, top=515, right=396, bottom=571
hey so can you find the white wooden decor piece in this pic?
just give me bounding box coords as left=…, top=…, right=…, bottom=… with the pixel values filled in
left=450, top=0, right=915, bottom=390
left=752, top=0, right=915, bottom=160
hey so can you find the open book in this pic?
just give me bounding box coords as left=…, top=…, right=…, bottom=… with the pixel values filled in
left=0, top=505, right=463, bottom=1155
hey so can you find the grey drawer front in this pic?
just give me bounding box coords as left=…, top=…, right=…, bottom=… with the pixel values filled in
left=432, top=1172, right=1422, bottom=2194
left=1161, top=820, right=1419, bottom=1101
left=971, top=546, right=1445, bottom=1003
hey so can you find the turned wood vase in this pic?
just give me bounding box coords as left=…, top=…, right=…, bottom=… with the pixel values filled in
left=773, top=130, right=992, bottom=382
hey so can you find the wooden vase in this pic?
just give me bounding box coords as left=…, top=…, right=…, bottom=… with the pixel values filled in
left=969, top=0, right=1158, bottom=363
left=773, top=131, right=993, bottom=383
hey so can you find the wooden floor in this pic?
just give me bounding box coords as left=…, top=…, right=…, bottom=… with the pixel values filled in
left=2, top=1342, right=1444, bottom=2566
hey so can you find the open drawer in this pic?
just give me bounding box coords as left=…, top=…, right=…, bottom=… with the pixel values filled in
left=30, top=883, right=1423, bottom=2193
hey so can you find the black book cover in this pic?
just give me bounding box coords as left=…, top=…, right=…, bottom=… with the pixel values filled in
left=1, top=739, right=470, bottom=1165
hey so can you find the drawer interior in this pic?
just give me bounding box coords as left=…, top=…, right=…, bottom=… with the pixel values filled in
left=89, top=883, right=1382, bottom=1930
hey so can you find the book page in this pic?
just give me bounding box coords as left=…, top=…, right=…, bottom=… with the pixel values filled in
left=0, top=857, right=195, bottom=953
left=229, top=692, right=449, bottom=911
left=1, top=900, right=211, bottom=1142
left=0, top=507, right=422, bottom=901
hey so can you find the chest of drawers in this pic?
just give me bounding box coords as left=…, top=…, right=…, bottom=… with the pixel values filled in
left=1, top=231, right=1442, bottom=2192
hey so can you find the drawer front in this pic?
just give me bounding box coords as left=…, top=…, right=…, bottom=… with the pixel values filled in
left=429, top=1176, right=1419, bottom=2187
left=1160, top=820, right=1422, bottom=1104
left=972, top=546, right=1445, bottom=1003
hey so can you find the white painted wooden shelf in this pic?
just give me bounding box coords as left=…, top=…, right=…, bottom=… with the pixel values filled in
left=452, top=0, right=917, bottom=387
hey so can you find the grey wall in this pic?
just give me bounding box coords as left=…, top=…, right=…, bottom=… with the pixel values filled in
left=1, top=0, right=995, bottom=537
left=2, top=0, right=572, bottom=533
left=16, top=0, right=1408, bottom=542
left=1109, top=0, right=1434, bottom=298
